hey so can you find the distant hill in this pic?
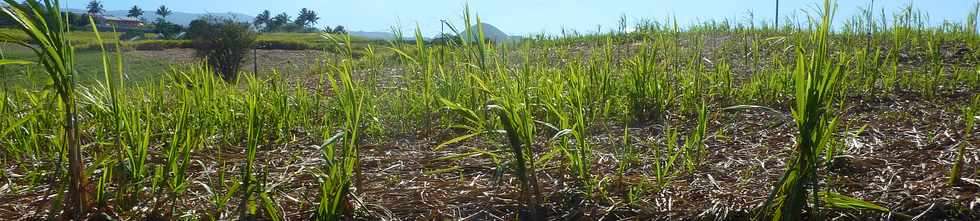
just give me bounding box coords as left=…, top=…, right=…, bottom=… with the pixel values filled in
left=467, top=23, right=519, bottom=43
left=69, top=9, right=253, bottom=26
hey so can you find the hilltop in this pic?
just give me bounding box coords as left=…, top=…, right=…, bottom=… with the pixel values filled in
left=469, top=22, right=515, bottom=43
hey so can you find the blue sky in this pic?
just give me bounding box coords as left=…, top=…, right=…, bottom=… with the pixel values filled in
left=65, top=0, right=975, bottom=36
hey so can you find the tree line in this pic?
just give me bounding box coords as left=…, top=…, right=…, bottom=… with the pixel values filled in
left=252, top=8, right=344, bottom=33
left=76, top=1, right=344, bottom=34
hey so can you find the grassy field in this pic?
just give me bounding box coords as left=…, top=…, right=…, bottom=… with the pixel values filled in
left=0, top=28, right=161, bottom=49
left=1, top=1, right=980, bottom=220
left=0, top=30, right=371, bottom=87
left=1, top=44, right=175, bottom=86
left=1, top=26, right=384, bottom=86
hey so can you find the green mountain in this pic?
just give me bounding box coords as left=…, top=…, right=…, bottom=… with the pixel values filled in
left=468, top=22, right=514, bottom=43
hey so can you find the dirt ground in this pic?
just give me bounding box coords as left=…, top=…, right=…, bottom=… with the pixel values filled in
left=126, top=46, right=980, bottom=220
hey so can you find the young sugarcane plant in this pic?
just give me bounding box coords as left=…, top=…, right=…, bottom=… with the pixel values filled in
left=624, top=39, right=669, bottom=126
left=617, top=127, right=634, bottom=177
left=88, top=15, right=125, bottom=210
left=240, top=75, right=264, bottom=218
left=760, top=1, right=891, bottom=219
left=761, top=0, right=844, bottom=219
left=567, top=64, right=594, bottom=190
left=488, top=67, right=544, bottom=219
left=315, top=33, right=366, bottom=220
left=122, top=104, right=152, bottom=199
left=682, top=101, right=709, bottom=172
left=314, top=130, right=352, bottom=220
left=166, top=95, right=199, bottom=216
left=654, top=124, right=682, bottom=189
left=950, top=95, right=978, bottom=185
left=0, top=0, right=85, bottom=218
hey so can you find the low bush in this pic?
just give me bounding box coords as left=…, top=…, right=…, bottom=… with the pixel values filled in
left=188, top=17, right=257, bottom=81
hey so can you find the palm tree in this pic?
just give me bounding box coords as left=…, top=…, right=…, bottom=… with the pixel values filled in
left=156, top=5, right=172, bottom=19
left=86, top=0, right=103, bottom=15
left=294, top=8, right=307, bottom=26
left=294, top=8, right=318, bottom=27
left=272, top=12, right=289, bottom=25
left=305, top=9, right=319, bottom=26
left=267, top=12, right=289, bottom=31
left=127, top=5, right=144, bottom=19
left=254, top=10, right=271, bottom=31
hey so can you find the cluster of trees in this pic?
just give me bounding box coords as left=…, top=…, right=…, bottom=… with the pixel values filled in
left=3, top=1, right=347, bottom=36
left=124, top=4, right=181, bottom=39
left=253, top=9, right=312, bottom=32
left=85, top=0, right=172, bottom=21
left=149, top=5, right=182, bottom=39
left=253, top=8, right=344, bottom=33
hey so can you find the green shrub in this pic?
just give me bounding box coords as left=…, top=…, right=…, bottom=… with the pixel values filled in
left=188, top=18, right=257, bottom=81
left=185, top=17, right=215, bottom=40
